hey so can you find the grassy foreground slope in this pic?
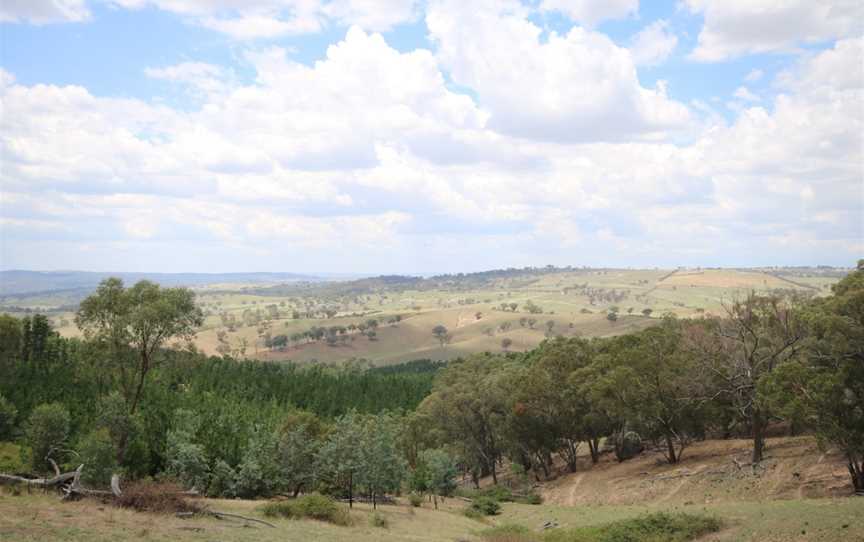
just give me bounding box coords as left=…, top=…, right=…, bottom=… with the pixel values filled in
left=3, top=436, right=862, bottom=542
left=2, top=488, right=861, bottom=541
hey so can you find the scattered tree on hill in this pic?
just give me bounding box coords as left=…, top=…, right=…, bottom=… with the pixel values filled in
left=419, top=448, right=458, bottom=509
left=432, top=325, right=449, bottom=348
left=642, top=308, right=653, bottom=317
left=501, top=338, right=513, bottom=352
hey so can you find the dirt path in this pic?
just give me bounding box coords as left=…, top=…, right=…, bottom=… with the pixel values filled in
left=538, top=437, right=852, bottom=507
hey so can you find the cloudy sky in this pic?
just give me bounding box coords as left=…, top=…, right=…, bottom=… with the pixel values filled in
left=0, top=0, right=861, bottom=274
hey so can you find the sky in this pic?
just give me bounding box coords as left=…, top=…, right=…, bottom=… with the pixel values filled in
left=0, top=0, right=862, bottom=274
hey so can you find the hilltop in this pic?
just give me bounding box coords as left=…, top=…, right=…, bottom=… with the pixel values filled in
left=4, top=266, right=847, bottom=366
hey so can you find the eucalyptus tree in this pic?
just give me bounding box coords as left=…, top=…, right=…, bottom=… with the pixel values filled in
left=689, top=293, right=805, bottom=463
left=764, top=264, right=864, bottom=491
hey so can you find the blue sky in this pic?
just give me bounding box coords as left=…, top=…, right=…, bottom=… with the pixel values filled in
left=0, top=0, right=861, bottom=273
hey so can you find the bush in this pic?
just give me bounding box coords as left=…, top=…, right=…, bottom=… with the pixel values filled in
left=409, top=493, right=423, bottom=507
left=370, top=512, right=389, bottom=529
left=0, top=393, right=17, bottom=440
left=116, top=481, right=201, bottom=514
left=463, top=507, right=485, bottom=520
left=259, top=494, right=351, bottom=526
left=470, top=496, right=501, bottom=516
left=0, top=442, right=25, bottom=474
left=543, top=512, right=722, bottom=542
left=613, top=431, right=643, bottom=462
left=207, top=459, right=237, bottom=498
left=78, top=428, right=117, bottom=488
left=479, top=485, right=513, bottom=502
left=517, top=493, right=543, bottom=505
left=24, top=403, right=70, bottom=473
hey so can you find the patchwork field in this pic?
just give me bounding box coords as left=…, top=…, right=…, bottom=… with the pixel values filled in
left=10, top=267, right=844, bottom=366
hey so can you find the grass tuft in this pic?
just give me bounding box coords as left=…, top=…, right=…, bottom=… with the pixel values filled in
left=543, top=512, right=722, bottom=542
left=259, top=494, right=352, bottom=526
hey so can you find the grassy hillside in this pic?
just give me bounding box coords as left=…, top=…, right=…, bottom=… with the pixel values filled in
left=2, top=436, right=862, bottom=542
left=34, top=266, right=844, bottom=366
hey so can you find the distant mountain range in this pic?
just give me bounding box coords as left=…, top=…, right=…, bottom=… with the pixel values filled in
left=0, top=270, right=322, bottom=297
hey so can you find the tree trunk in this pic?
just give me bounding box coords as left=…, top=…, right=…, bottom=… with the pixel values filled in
left=372, top=491, right=376, bottom=510
left=348, top=471, right=353, bottom=509
left=848, top=457, right=864, bottom=494
left=751, top=410, right=766, bottom=463
left=664, top=433, right=678, bottom=464
left=433, top=494, right=438, bottom=510
left=588, top=438, right=600, bottom=464
left=471, top=470, right=480, bottom=489
left=490, top=461, right=498, bottom=485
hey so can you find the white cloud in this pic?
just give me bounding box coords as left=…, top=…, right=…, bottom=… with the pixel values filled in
left=732, top=86, right=759, bottom=102
left=427, top=0, right=690, bottom=142
left=323, top=0, right=419, bottom=32
left=110, top=0, right=417, bottom=39
left=0, top=0, right=89, bottom=24
left=1, top=26, right=861, bottom=270
left=686, top=0, right=864, bottom=61
left=145, top=62, right=234, bottom=99
left=629, top=19, right=678, bottom=66
left=744, top=69, right=763, bottom=82
left=539, top=0, right=638, bottom=27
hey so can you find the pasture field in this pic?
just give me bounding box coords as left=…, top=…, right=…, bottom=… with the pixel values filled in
left=23, top=267, right=845, bottom=366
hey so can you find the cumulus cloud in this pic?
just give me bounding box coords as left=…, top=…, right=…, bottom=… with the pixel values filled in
left=427, top=0, right=690, bottom=142
left=732, top=86, right=759, bottom=102
left=629, top=19, right=678, bottom=66
left=686, top=0, right=864, bottom=61
left=0, top=0, right=90, bottom=24
left=110, top=0, right=417, bottom=39
left=539, top=0, right=638, bottom=27
left=1, top=21, right=861, bottom=270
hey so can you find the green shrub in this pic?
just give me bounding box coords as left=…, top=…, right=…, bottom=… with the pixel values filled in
left=470, top=496, right=502, bottom=516
left=463, top=507, right=486, bottom=520
left=409, top=493, right=423, bottom=507
left=259, top=494, right=351, bottom=526
left=0, top=442, right=25, bottom=474
left=479, top=485, right=513, bottom=502
left=24, top=403, right=70, bottom=473
left=543, top=512, right=722, bottom=542
left=517, top=493, right=543, bottom=505
left=78, top=428, right=117, bottom=488
left=370, top=512, right=389, bottom=529
left=0, top=393, right=17, bottom=440
left=207, top=459, right=237, bottom=498
left=479, top=524, right=539, bottom=542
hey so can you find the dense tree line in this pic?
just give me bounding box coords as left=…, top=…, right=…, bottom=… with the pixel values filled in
left=413, top=264, right=863, bottom=492
left=0, top=281, right=435, bottom=489
left=1, top=264, right=861, bottom=500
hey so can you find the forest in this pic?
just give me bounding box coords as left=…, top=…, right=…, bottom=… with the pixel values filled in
left=0, top=263, right=862, bottom=508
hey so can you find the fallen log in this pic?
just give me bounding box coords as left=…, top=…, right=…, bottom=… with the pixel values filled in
left=176, top=510, right=276, bottom=528
left=0, top=471, right=77, bottom=487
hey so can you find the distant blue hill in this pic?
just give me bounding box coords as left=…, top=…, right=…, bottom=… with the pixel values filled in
left=0, top=270, right=322, bottom=296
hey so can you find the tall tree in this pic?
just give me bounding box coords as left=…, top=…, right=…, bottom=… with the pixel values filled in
left=691, top=293, right=804, bottom=463
left=764, top=264, right=864, bottom=492
left=418, top=354, right=510, bottom=485
left=76, top=278, right=203, bottom=416
left=76, top=278, right=203, bottom=461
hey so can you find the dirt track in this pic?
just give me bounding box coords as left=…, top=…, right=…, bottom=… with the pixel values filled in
left=540, top=437, right=853, bottom=506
